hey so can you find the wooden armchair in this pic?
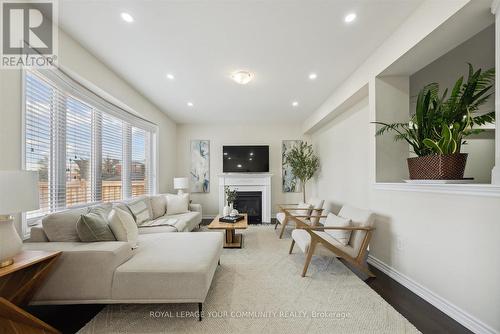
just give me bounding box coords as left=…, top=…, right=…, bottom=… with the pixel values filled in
left=275, top=198, right=324, bottom=239
left=288, top=205, right=376, bottom=279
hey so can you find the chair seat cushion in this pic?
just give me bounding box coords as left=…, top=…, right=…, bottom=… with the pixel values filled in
left=276, top=212, right=286, bottom=224
left=291, top=229, right=311, bottom=253
left=112, top=232, right=223, bottom=302
left=313, top=231, right=357, bottom=258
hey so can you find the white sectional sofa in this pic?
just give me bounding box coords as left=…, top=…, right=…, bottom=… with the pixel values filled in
left=24, top=194, right=223, bottom=319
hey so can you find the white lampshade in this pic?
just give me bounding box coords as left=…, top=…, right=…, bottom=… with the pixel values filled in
left=0, top=171, right=39, bottom=214
left=173, top=177, right=189, bottom=190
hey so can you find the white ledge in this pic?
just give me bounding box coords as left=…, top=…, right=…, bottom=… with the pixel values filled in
left=373, top=182, right=500, bottom=197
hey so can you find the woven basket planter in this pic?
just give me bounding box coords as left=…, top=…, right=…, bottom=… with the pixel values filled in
left=407, top=153, right=468, bottom=180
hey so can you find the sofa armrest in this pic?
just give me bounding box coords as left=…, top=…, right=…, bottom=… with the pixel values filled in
left=26, top=224, right=49, bottom=242
left=23, top=241, right=134, bottom=302
left=189, top=203, right=202, bottom=215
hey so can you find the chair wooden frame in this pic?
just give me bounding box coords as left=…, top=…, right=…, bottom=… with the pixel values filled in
left=275, top=204, right=324, bottom=239
left=288, top=215, right=375, bottom=278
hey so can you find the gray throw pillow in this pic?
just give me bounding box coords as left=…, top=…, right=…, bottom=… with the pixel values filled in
left=126, top=197, right=153, bottom=226
left=77, top=206, right=116, bottom=242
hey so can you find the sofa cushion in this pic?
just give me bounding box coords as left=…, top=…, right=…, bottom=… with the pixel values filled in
left=165, top=193, right=189, bottom=215
left=108, top=208, right=138, bottom=248
left=323, top=212, right=351, bottom=246
left=164, top=212, right=201, bottom=232
left=112, top=232, right=223, bottom=302
left=149, top=195, right=166, bottom=219
left=23, top=241, right=133, bottom=302
left=126, top=197, right=153, bottom=226
left=42, top=207, right=88, bottom=242
left=77, top=207, right=116, bottom=242
left=138, top=225, right=178, bottom=234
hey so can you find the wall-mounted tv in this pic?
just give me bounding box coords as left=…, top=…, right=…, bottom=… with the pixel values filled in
left=223, top=145, right=269, bottom=173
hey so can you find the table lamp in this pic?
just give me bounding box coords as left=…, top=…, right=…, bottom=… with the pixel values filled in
left=173, top=177, right=189, bottom=195
left=0, top=171, right=39, bottom=268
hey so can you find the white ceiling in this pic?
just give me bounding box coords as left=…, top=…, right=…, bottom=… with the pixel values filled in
left=58, top=0, right=425, bottom=124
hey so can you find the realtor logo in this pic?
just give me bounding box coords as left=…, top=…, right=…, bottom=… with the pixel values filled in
left=1, top=0, right=58, bottom=68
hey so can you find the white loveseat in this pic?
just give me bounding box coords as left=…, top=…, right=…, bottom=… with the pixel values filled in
left=23, top=194, right=223, bottom=314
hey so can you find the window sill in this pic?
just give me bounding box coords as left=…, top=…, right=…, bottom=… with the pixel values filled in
left=373, top=182, right=500, bottom=197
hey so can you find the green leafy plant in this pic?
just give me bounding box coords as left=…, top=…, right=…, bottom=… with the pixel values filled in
left=284, top=142, right=320, bottom=202
left=374, top=64, right=495, bottom=156
left=224, top=186, right=238, bottom=205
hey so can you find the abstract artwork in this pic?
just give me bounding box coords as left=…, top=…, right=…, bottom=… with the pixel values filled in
left=282, top=140, right=302, bottom=192
left=190, top=140, right=210, bottom=193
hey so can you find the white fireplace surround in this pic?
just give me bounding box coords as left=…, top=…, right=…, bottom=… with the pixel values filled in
left=218, top=173, right=273, bottom=223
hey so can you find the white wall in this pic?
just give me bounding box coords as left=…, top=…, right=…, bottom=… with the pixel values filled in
left=176, top=124, right=305, bottom=217
left=410, top=24, right=496, bottom=183
left=0, top=28, right=177, bottom=233
left=309, top=96, right=500, bottom=333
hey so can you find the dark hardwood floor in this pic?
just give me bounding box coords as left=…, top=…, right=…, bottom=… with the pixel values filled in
left=27, top=223, right=472, bottom=334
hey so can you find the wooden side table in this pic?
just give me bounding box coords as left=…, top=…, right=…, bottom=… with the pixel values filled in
left=0, top=250, right=62, bottom=334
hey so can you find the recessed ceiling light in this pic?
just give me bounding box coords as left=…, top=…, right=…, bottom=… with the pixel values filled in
left=187, top=102, right=194, bottom=107
left=292, top=101, right=299, bottom=107
left=166, top=73, right=175, bottom=80
left=121, top=12, right=134, bottom=23
left=237, top=164, right=242, bottom=168
left=308, top=73, right=317, bottom=80
left=231, top=70, right=254, bottom=85
left=344, top=13, right=356, bottom=23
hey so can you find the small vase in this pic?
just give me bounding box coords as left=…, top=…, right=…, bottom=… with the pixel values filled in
left=223, top=205, right=230, bottom=216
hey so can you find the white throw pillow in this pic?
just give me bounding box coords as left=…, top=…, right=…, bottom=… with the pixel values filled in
left=324, top=212, right=352, bottom=246
left=108, top=208, right=139, bottom=249
left=289, top=202, right=312, bottom=217
left=165, top=193, right=190, bottom=215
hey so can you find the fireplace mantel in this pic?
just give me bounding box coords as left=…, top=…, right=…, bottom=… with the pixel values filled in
left=218, top=173, right=273, bottom=223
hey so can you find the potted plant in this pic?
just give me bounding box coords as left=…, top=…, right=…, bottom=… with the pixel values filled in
left=223, top=186, right=238, bottom=216
left=374, top=64, right=495, bottom=180
left=284, top=141, right=320, bottom=202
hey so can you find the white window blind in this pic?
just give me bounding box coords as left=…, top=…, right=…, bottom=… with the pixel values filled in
left=24, top=69, right=158, bottom=222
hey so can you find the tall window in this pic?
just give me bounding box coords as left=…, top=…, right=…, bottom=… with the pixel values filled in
left=102, top=114, right=123, bottom=202
left=131, top=127, right=150, bottom=197
left=24, top=69, right=157, bottom=223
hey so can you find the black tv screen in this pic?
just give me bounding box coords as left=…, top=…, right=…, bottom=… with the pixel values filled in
left=223, top=146, right=269, bottom=173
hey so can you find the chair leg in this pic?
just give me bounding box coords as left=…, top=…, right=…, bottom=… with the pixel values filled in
left=274, top=218, right=279, bottom=230
left=301, top=240, right=317, bottom=277
left=279, top=216, right=289, bottom=239
left=359, top=263, right=376, bottom=278
left=289, top=240, right=295, bottom=254
left=198, top=303, right=203, bottom=321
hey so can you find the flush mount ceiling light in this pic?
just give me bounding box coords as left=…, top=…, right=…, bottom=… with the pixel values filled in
left=120, top=12, right=134, bottom=23
left=231, top=70, right=254, bottom=85
left=344, top=13, right=356, bottom=23
left=308, top=73, right=317, bottom=80
left=187, top=102, right=194, bottom=107
left=292, top=101, right=299, bottom=107
left=166, top=73, right=175, bottom=80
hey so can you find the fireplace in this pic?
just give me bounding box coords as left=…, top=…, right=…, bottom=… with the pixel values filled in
left=233, top=191, right=262, bottom=223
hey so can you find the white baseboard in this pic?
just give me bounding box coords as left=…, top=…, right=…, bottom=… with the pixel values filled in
left=367, top=255, right=498, bottom=334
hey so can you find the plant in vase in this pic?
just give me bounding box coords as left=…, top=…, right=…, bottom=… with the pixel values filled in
left=373, top=64, right=495, bottom=180
left=224, top=186, right=238, bottom=216
left=284, top=141, right=320, bottom=202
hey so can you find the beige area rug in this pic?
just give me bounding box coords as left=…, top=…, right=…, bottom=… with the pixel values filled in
left=78, top=225, right=419, bottom=334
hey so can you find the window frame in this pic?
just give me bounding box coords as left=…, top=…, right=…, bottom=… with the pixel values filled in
left=21, top=68, right=159, bottom=238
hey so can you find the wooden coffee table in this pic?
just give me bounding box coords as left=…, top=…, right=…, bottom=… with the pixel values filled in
left=208, top=214, right=248, bottom=248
